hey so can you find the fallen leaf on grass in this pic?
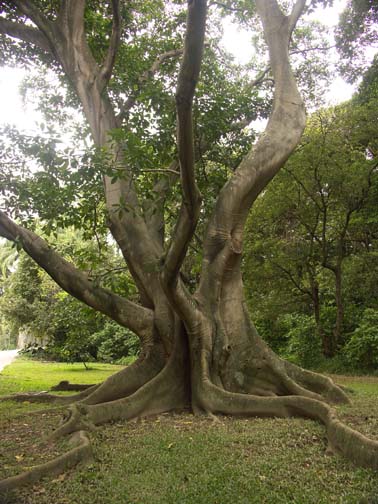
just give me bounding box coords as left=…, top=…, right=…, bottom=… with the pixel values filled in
left=52, top=473, right=66, bottom=483
left=32, top=485, right=46, bottom=494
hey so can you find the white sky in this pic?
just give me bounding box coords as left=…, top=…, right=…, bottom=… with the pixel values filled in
left=0, top=67, right=42, bottom=130
left=222, top=0, right=355, bottom=105
left=0, top=0, right=359, bottom=131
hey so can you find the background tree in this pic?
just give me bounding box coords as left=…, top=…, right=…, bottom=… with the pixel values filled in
left=0, top=0, right=378, bottom=490
left=244, top=66, right=378, bottom=366
left=0, top=233, right=140, bottom=362
left=336, top=0, right=378, bottom=82
left=0, top=240, right=18, bottom=348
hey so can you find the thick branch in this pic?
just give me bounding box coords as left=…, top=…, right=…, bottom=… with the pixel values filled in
left=12, top=0, right=55, bottom=42
left=2, top=1, right=167, bottom=315
left=118, top=49, right=183, bottom=120
left=143, top=161, right=180, bottom=246
left=0, top=211, right=154, bottom=341
left=162, top=0, right=207, bottom=293
left=0, top=18, right=51, bottom=52
left=99, top=0, right=121, bottom=90
left=288, top=0, right=307, bottom=36
left=198, top=0, right=306, bottom=300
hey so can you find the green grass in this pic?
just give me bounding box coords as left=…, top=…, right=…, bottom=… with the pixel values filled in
left=2, top=358, right=378, bottom=503
left=0, top=356, right=123, bottom=394
left=0, top=357, right=123, bottom=418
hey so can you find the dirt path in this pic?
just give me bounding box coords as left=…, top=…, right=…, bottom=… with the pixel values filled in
left=0, top=349, right=18, bottom=372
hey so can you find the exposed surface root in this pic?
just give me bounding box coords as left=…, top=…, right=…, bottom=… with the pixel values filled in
left=219, top=334, right=348, bottom=406
left=283, top=360, right=350, bottom=404
left=80, top=350, right=166, bottom=405
left=0, top=430, right=92, bottom=493
left=1, top=344, right=376, bottom=495
left=49, top=404, right=96, bottom=441
left=195, top=375, right=378, bottom=470
left=0, top=384, right=100, bottom=405
left=51, top=366, right=187, bottom=439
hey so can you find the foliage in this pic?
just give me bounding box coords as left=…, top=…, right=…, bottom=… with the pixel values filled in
left=0, top=251, right=47, bottom=347
left=1, top=3, right=378, bottom=487
left=89, top=321, right=140, bottom=363
left=279, top=313, right=322, bottom=367
left=336, top=0, right=378, bottom=82
left=0, top=240, right=18, bottom=348
left=1, top=1, right=376, bottom=369
left=344, top=309, right=378, bottom=370
left=42, top=292, right=102, bottom=366
left=0, top=232, right=140, bottom=362
left=245, top=88, right=378, bottom=363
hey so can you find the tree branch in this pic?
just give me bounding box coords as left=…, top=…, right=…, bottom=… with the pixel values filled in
left=162, top=0, right=207, bottom=310
left=118, top=49, right=183, bottom=121
left=270, top=260, right=311, bottom=297
left=288, top=0, right=307, bottom=36
left=0, top=211, right=154, bottom=341
left=250, top=66, right=272, bottom=87
left=12, top=0, right=55, bottom=41
left=285, top=167, right=323, bottom=212
left=209, top=1, right=244, bottom=13
left=142, top=161, right=180, bottom=246
left=140, top=168, right=181, bottom=176
left=0, top=18, right=51, bottom=52
left=99, top=0, right=121, bottom=90
left=198, top=0, right=307, bottom=301
left=290, top=45, right=336, bottom=56
left=248, top=45, right=334, bottom=90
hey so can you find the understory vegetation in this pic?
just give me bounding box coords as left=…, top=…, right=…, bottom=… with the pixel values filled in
left=1, top=358, right=378, bottom=504
left=244, top=65, right=378, bottom=371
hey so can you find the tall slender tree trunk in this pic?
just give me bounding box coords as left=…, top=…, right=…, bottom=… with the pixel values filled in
left=332, top=262, right=344, bottom=351
left=310, top=278, right=331, bottom=357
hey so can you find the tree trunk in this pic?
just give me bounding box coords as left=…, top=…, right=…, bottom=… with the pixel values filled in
left=1, top=0, right=378, bottom=492
left=310, top=278, right=332, bottom=357
left=332, top=263, right=344, bottom=350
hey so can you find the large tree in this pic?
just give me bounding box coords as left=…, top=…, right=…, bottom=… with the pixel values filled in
left=0, top=0, right=378, bottom=491
left=244, top=101, right=378, bottom=360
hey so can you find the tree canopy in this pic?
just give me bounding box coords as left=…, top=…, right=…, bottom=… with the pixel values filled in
left=244, top=94, right=378, bottom=364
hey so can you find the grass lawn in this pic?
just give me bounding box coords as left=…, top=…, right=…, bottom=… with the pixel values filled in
left=0, top=357, right=124, bottom=419
left=1, top=358, right=378, bottom=503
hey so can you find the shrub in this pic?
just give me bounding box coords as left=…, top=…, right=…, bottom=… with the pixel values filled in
left=90, top=321, right=140, bottom=363
left=280, top=313, right=322, bottom=367
left=344, top=309, right=378, bottom=370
